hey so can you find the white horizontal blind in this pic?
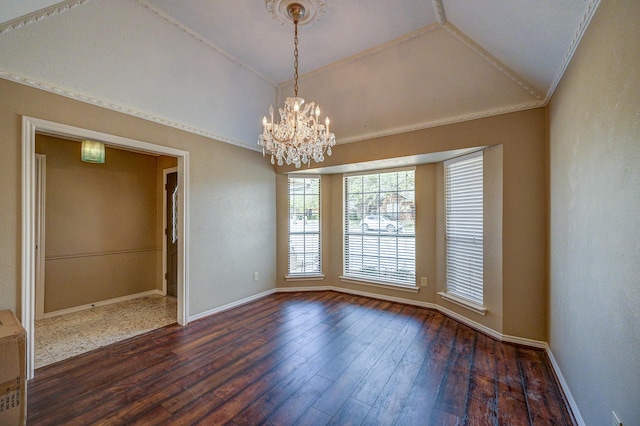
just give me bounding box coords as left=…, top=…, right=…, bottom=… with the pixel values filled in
left=445, top=152, right=484, bottom=305
left=344, top=170, right=415, bottom=286
left=288, top=177, right=321, bottom=275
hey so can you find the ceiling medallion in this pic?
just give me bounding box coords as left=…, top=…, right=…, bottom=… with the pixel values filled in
left=265, top=0, right=327, bottom=27
left=259, top=2, right=336, bottom=168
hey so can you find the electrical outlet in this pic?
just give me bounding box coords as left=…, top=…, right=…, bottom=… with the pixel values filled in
left=612, top=411, right=622, bottom=426
left=253, top=272, right=259, bottom=281
left=420, top=277, right=428, bottom=287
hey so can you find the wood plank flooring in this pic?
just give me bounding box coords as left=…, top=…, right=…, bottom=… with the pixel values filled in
left=27, top=291, right=574, bottom=425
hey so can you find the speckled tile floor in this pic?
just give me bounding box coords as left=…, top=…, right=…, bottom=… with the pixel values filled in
left=34, top=295, right=177, bottom=369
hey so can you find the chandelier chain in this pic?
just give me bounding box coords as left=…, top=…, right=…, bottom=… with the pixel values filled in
left=293, top=16, right=299, bottom=97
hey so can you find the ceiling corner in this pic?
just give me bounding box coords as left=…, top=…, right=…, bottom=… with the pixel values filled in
left=443, top=22, right=543, bottom=101
left=543, top=0, right=602, bottom=102
left=431, top=0, right=447, bottom=25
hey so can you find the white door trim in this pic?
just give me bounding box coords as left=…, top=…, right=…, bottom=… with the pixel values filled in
left=21, top=116, right=190, bottom=379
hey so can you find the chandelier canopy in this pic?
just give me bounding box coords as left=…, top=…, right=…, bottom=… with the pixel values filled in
left=259, top=2, right=336, bottom=168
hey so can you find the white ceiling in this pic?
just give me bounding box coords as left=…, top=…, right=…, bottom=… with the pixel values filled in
left=0, top=0, right=599, bottom=150
left=141, top=0, right=438, bottom=84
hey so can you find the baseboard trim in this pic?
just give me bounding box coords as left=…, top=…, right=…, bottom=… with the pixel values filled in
left=545, top=345, right=586, bottom=426
left=500, top=332, right=548, bottom=349
left=278, top=285, right=548, bottom=347
left=187, top=285, right=583, bottom=423
left=277, top=285, right=582, bottom=421
left=278, top=285, right=436, bottom=308
left=188, top=288, right=278, bottom=322
left=42, top=289, right=164, bottom=318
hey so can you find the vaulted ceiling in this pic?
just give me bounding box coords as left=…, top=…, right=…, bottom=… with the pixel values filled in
left=0, top=0, right=599, bottom=151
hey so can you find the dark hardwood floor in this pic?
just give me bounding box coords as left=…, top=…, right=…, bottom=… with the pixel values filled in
left=27, top=291, right=574, bottom=425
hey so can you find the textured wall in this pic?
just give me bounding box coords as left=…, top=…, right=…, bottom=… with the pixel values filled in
left=277, top=109, right=547, bottom=341
left=36, top=135, right=159, bottom=312
left=548, top=0, right=640, bottom=424
left=0, top=77, right=277, bottom=320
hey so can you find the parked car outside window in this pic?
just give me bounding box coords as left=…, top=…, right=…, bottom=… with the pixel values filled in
left=359, top=215, right=403, bottom=232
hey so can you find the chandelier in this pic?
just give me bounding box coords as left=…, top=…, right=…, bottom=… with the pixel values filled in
left=259, top=2, right=336, bottom=168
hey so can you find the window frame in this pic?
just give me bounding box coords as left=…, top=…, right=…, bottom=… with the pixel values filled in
left=442, top=151, right=486, bottom=312
left=286, top=175, right=323, bottom=279
left=341, top=167, right=417, bottom=290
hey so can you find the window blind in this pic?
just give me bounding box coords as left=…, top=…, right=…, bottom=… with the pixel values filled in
left=445, top=151, right=484, bottom=305
left=344, top=169, right=416, bottom=286
left=288, top=177, right=321, bottom=275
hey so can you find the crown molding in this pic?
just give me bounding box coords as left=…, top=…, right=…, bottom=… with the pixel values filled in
left=1, top=68, right=546, bottom=152
left=0, top=0, right=90, bottom=35
left=0, top=0, right=276, bottom=87
left=431, top=0, right=447, bottom=26
left=443, top=22, right=543, bottom=101
left=544, top=0, right=601, bottom=102
left=337, top=99, right=546, bottom=145
left=1, top=68, right=546, bottom=153
left=0, top=70, right=259, bottom=152
left=135, top=0, right=276, bottom=86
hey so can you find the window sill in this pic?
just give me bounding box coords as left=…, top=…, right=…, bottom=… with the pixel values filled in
left=285, top=274, right=325, bottom=282
left=437, top=291, right=487, bottom=315
left=339, top=276, right=419, bottom=293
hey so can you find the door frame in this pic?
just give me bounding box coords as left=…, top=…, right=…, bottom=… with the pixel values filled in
left=21, top=116, right=190, bottom=379
left=34, top=154, right=46, bottom=321
left=163, top=167, right=178, bottom=297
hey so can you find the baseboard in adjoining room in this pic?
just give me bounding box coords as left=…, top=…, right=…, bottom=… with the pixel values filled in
left=42, top=289, right=165, bottom=319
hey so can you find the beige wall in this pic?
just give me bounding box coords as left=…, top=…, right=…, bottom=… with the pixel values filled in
left=277, top=108, right=547, bottom=341
left=35, top=134, right=161, bottom=312
left=548, top=0, right=640, bottom=424
left=0, top=77, right=277, bottom=319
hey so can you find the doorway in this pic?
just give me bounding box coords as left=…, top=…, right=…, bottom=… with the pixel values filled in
left=164, top=169, right=178, bottom=298
left=22, top=116, right=190, bottom=379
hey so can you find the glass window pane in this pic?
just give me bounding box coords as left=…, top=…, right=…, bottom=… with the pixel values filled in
left=288, top=177, right=321, bottom=275
left=344, top=170, right=415, bottom=286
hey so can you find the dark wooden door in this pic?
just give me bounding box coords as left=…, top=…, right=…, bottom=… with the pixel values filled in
left=166, top=171, right=178, bottom=297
